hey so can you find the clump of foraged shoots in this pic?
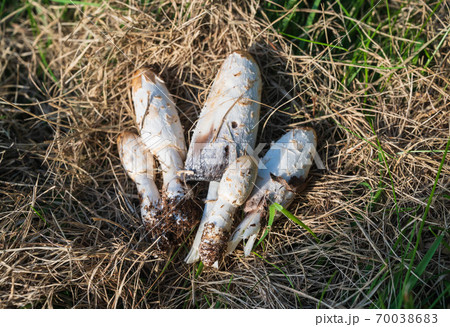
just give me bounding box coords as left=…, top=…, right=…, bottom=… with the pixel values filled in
left=228, top=128, right=317, bottom=256
left=117, top=132, right=160, bottom=227
left=131, top=69, right=199, bottom=249
left=199, top=155, right=257, bottom=267
left=184, top=50, right=261, bottom=264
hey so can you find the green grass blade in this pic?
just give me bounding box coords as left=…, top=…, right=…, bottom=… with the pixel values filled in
left=195, top=262, right=204, bottom=279
left=26, top=3, right=38, bottom=35
left=384, top=0, right=393, bottom=55
left=401, top=0, right=445, bottom=57
left=272, top=203, right=318, bottom=241
left=317, top=271, right=337, bottom=308
left=406, top=233, right=444, bottom=292
left=31, top=206, right=47, bottom=225
left=424, top=25, right=450, bottom=69
left=279, top=0, right=300, bottom=33
left=256, top=203, right=276, bottom=247
left=38, top=46, right=59, bottom=84
left=51, top=0, right=103, bottom=7
left=255, top=203, right=318, bottom=255
left=0, top=0, right=6, bottom=18
left=305, top=0, right=321, bottom=28
left=399, top=137, right=450, bottom=307
left=281, top=32, right=348, bottom=51
left=430, top=282, right=450, bottom=308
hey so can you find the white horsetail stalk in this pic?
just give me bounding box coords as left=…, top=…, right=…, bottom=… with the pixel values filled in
left=228, top=128, right=317, bottom=256
left=117, top=132, right=160, bottom=226
left=184, top=50, right=262, bottom=181
left=199, top=155, right=257, bottom=267
left=184, top=50, right=261, bottom=264
left=132, top=69, right=199, bottom=249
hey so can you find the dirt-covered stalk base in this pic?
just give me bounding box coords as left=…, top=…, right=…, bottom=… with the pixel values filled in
left=145, top=196, right=201, bottom=252
left=198, top=223, right=230, bottom=267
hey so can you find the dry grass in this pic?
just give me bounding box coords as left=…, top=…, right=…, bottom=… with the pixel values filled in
left=0, top=0, right=449, bottom=308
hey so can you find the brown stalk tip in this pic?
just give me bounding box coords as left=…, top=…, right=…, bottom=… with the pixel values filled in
left=232, top=50, right=257, bottom=64
left=132, top=68, right=157, bottom=92
left=116, top=133, right=124, bottom=145
left=117, top=131, right=134, bottom=145
left=299, top=126, right=317, bottom=140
